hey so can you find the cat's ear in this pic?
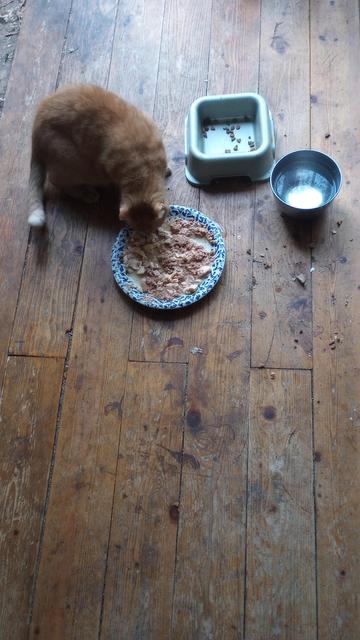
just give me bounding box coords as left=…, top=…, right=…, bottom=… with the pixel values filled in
left=154, top=202, right=169, bottom=221
left=119, top=204, right=129, bottom=222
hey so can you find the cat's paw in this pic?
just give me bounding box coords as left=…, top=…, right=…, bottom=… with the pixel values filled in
left=28, top=208, right=46, bottom=227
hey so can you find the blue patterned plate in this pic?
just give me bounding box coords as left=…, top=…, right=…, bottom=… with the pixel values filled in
left=112, top=204, right=226, bottom=309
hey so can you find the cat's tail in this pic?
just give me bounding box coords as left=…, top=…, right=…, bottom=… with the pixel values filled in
left=27, top=155, right=46, bottom=227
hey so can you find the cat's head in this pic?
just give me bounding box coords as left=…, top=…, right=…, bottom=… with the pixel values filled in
left=119, top=200, right=169, bottom=233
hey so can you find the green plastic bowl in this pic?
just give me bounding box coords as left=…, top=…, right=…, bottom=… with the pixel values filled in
left=185, top=93, right=276, bottom=185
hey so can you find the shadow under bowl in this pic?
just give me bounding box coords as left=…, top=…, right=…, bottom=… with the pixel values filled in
left=270, top=149, right=342, bottom=219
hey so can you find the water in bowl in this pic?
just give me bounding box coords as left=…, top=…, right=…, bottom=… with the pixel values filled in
left=277, top=167, right=335, bottom=209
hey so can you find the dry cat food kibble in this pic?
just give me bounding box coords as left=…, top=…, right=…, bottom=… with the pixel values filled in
left=123, top=217, right=216, bottom=300
left=201, top=117, right=255, bottom=153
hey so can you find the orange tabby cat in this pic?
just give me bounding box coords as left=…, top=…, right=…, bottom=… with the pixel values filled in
left=28, top=84, right=170, bottom=232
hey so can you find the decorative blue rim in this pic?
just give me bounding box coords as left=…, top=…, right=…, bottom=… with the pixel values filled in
left=111, top=204, right=226, bottom=309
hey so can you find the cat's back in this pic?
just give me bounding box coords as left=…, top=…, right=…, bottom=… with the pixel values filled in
left=33, top=84, right=132, bottom=133
left=31, top=84, right=165, bottom=179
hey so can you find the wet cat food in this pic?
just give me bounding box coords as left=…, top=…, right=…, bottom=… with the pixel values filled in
left=123, top=217, right=216, bottom=300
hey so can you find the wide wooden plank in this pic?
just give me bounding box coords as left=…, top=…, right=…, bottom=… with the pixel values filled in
left=0, top=356, right=63, bottom=639
left=245, top=369, right=316, bottom=639
left=0, top=0, right=72, bottom=380
left=29, top=213, right=133, bottom=639
left=172, top=3, right=260, bottom=637
left=251, top=0, right=312, bottom=368
left=101, top=362, right=185, bottom=638
left=10, top=0, right=119, bottom=357
left=30, top=5, right=168, bottom=636
left=108, top=0, right=165, bottom=114
left=311, top=1, right=360, bottom=637
left=128, top=0, right=212, bottom=364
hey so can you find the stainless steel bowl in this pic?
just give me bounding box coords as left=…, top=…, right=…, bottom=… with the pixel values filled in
left=270, top=149, right=342, bottom=219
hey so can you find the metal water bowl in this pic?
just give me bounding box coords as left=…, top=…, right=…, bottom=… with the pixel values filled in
left=270, top=149, right=342, bottom=219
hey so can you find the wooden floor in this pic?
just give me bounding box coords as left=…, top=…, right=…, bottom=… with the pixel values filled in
left=0, top=1, right=359, bottom=638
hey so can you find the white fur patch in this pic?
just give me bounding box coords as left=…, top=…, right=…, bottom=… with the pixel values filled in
left=28, top=208, right=45, bottom=227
